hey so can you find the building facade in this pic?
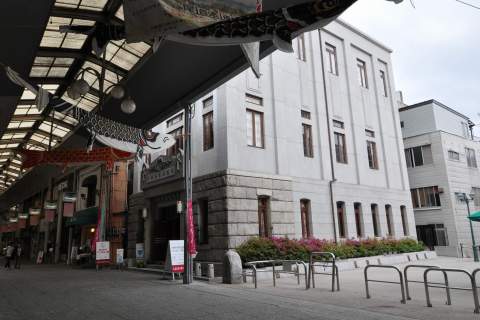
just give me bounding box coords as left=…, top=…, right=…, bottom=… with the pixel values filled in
left=128, top=20, right=415, bottom=266
left=400, top=100, right=480, bottom=257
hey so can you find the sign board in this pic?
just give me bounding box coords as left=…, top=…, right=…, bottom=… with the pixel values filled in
left=165, top=240, right=184, bottom=273
left=135, top=243, right=145, bottom=261
left=71, top=246, right=78, bottom=261
left=141, top=155, right=183, bottom=188
left=96, top=241, right=110, bottom=265
left=36, top=251, right=44, bottom=264
left=116, top=249, right=124, bottom=265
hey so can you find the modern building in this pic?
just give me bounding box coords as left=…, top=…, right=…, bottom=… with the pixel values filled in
left=128, top=20, right=415, bottom=267
left=400, top=99, right=480, bottom=257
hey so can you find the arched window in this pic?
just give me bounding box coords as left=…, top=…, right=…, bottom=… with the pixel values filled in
left=258, top=197, right=271, bottom=238
left=400, top=206, right=409, bottom=236
left=385, top=205, right=394, bottom=237
left=300, top=199, right=312, bottom=238
left=371, top=204, right=380, bottom=237
left=337, top=202, right=347, bottom=239
left=354, top=203, right=364, bottom=238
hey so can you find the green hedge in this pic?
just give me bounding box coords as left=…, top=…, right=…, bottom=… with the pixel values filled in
left=236, top=237, right=425, bottom=264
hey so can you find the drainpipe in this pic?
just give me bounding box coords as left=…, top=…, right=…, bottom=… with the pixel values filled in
left=319, top=30, right=338, bottom=243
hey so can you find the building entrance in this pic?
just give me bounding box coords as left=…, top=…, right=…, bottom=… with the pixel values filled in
left=151, top=205, right=180, bottom=263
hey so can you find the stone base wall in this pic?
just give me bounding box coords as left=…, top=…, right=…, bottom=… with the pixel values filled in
left=193, top=170, right=295, bottom=263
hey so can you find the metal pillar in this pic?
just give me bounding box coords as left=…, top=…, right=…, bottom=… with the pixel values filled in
left=54, top=192, right=63, bottom=264
left=183, top=105, right=193, bottom=284
left=466, top=198, right=479, bottom=262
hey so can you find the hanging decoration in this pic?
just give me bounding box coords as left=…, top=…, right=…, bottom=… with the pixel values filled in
left=45, top=210, right=56, bottom=223
left=20, top=147, right=133, bottom=171
left=187, top=200, right=197, bottom=255
left=63, top=202, right=75, bottom=218
left=29, top=208, right=41, bottom=226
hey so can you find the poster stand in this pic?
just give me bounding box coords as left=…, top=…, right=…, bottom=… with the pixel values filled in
left=164, top=240, right=184, bottom=280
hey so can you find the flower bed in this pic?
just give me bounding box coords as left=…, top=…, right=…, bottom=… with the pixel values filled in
left=236, top=237, right=425, bottom=264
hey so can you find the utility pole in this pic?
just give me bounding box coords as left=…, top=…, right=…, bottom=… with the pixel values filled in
left=183, top=105, right=193, bottom=284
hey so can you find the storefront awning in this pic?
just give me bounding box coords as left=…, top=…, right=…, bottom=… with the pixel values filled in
left=65, top=206, right=98, bottom=227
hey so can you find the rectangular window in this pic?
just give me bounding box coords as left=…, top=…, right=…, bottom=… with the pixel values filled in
left=325, top=43, right=338, bottom=75
left=435, top=224, right=449, bottom=246
left=258, top=197, right=271, bottom=238
left=405, top=145, right=433, bottom=168
left=466, top=148, right=477, bottom=168
left=303, top=124, right=314, bottom=158
left=334, top=132, right=347, bottom=164
left=411, top=186, right=441, bottom=208
left=448, top=150, right=460, bottom=161
left=473, top=187, right=480, bottom=207
left=371, top=204, right=380, bottom=237
left=203, top=96, right=213, bottom=109
left=166, top=127, right=183, bottom=156
left=367, top=140, right=378, bottom=169
left=202, top=111, right=214, bottom=151
left=301, top=110, right=311, bottom=120
left=297, top=34, right=306, bottom=61
left=365, top=129, right=375, bottom=138
left=357, top=59, right=368, bottom=88
left=300, top=199, right=312, bottom=238
left=246, top=109, right=264, bottom=148
left=166, top=113, right=183, bottom=128
left=246, top=94, right=263, bottom=106
left=379, top=70, right=388, bottom=97
left=333, top=120, right=344, bottom=129
left=198, top=199, right=209, bottom=244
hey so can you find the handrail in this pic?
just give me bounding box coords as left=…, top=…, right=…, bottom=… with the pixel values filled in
left=424, top=268, right=479, bottom=314
left=309, top=252, right=339, bottom=292
left=364, top=265, right=406, bottom=304
left=404, top=265, right=450, bottom=304
left=245, top=260, right=309, bottom=289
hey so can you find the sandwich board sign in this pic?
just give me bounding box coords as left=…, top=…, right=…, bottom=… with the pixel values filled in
left=96, top=241, right=111, bottom=265
left=116, top=249, right=124, bottom=265
left=165, top=240, right=184, bottom=273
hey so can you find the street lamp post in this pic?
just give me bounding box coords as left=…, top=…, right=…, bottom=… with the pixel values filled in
left=455, top=192, right=479, bottom=262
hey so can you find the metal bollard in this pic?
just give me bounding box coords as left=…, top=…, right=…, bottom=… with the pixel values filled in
left=208, top=263, right=215, bottom=279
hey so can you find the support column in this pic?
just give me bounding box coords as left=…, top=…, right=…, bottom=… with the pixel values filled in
left=54, top=193, right=63, bottom=263
left=183, top=105, right=193, bottom=284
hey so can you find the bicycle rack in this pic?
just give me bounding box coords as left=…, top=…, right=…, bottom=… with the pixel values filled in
left=404, top=265, right=450, bottom=303
left=364, top=265, right=406, bottom=304
left=424, top=268, right=479, bottom=314
left=309, top=252, right=339, bottom=292
left=244, top=260, right=309, bottom=289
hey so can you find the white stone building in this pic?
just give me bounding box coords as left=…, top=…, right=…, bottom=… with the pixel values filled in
left=400, top=100, right=480, bottom=258
left=128, top=20, right=415, bottom=265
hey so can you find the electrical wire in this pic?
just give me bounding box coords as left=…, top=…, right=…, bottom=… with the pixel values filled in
left=453, top=0, right=480, bottom=10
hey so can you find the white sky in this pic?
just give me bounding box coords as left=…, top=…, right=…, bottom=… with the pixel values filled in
left=341, top=0, right=480, bottom=123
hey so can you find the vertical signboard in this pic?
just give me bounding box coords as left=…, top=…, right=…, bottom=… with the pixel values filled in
left=165, top=240, right=184, bottom=273
left=96, top=241, right=111, bottom=265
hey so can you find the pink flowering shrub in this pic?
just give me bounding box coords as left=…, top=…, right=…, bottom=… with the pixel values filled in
left=237, top=237, right=425, bottom=263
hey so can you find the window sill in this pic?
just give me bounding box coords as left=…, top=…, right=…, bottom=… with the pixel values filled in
left=413, top=207, right=442, bottom=211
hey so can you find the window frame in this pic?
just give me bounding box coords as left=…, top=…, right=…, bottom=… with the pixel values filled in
left=325, top=43, right=338, bottom=75
left=202, top=111, right=214, bottom=151
left=300, top=199, right=312, bottom=239
left=466, top=147, right=477, bottom=168
left=334, top=132, right=348, bottom=164
left=379, top=70, right=388, bottom=97
left=367, top=140, right=379, bottom=170
left=357, top=59, right=368, bottom=88
left=410, top=186, right=442, bottom=208
left=246, top=109, right=265, bottom=148
left=302, top=123, right=314, bottom=158
left=297, top=34, right=307, bottom=62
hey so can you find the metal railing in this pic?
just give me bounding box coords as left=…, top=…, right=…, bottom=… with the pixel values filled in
left=309, top=252, right=339, bottom=292
left=424, top=268, right=479, bottom=314
left=364, top=265, right=406, bottom=304
left=404, top=265, right=450, bottom=303
left=244, top=260, right=309, bottom=289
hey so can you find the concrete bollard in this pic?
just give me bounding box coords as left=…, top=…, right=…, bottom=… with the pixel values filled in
left=195, top=263, right=202, bottom=277
left=223, top=250, right=243, bottom=284
left=208, top=264, right=215, bottom=279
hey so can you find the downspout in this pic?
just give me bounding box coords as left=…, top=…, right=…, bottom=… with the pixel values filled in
left=319, top=30, right=338, bottom=243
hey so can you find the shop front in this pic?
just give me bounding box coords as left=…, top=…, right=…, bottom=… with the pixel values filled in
left=65, top=206, right=98, bottom=265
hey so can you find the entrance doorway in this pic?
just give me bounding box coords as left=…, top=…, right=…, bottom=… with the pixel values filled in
left=151, top=205, right=180, bottom=263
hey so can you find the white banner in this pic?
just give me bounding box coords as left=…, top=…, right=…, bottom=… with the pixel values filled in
left=124, top=0, right=260, bottom=42
left=164, top=240, right=184, bottom=273
left=96, top=241, right=110, bottom=262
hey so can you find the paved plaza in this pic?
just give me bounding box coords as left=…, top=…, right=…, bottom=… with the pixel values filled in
left=0, top=257, right=479, bottom=320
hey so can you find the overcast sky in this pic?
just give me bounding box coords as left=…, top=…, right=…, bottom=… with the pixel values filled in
left=341, top=0, right=480, bottom=122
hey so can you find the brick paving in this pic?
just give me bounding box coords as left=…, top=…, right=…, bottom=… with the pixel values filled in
left=0, top=257, right=478, bottom=320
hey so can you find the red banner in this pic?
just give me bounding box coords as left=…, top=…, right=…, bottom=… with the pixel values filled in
left=30, top=215, right=40, bottom=226
left=45, top=210, right=55, bottom=222
left=63, top=202, right=75, bottom=217
left=187, top=200, right=197, bottom=255
left=20, top=147, right=132, bottom=171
